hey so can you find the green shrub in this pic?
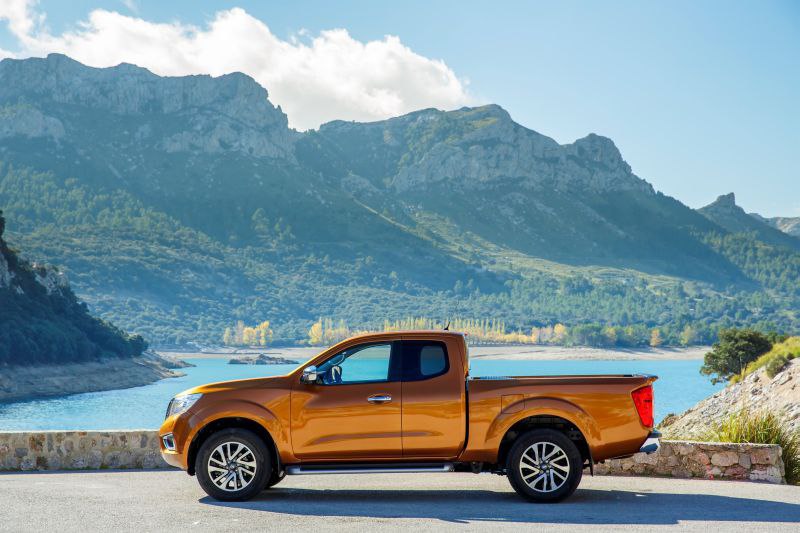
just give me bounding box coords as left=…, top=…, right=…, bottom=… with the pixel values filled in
left=766, top=354, right=790, bottom=378
left=704, top=410, right=800, bottom=485
left=735, top=336, right=800, bottom=382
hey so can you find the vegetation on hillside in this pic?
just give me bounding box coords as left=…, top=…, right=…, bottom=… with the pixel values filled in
left=700, top=329, right=774, bottom=383
left=737, top=336, right=800, bottom=381
left=0, top=210, right=147, bottom=365
left=2, top=163, right=797, bottom=347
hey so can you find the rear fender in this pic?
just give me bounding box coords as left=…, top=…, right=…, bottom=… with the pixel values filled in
left=487, top=396, right=600, bottom=450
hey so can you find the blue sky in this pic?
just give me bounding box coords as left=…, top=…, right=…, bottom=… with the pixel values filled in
left=1, top=1, right=798, bottom=216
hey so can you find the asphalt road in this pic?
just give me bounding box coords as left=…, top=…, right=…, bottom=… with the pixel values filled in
left=2, top=470, right=799, bottom=532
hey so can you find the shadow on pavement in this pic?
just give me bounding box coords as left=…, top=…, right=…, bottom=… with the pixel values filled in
left=201, top=487, right=800, bottom=525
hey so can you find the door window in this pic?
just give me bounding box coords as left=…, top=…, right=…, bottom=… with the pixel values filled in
left=316, top=343, right=393, bottom=385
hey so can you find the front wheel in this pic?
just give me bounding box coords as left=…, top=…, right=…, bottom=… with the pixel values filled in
left=265, top=468, right=285, bottom=488
left=506, top=429, right=583, bottom=503
left=195, top=428, right=271, bottom=501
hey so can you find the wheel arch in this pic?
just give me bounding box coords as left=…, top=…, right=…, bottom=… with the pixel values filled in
left=186, top=415, right=281, bottom=476
left=494, top=399, right=599, bottom=472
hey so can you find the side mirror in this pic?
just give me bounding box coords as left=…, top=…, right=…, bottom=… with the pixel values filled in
left=301, top=365, right=318, bottom=384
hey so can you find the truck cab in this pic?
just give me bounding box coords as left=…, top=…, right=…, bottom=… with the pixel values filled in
left=160, top=331, right=659, bottom=503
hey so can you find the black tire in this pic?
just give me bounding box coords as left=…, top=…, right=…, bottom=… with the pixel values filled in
left=506, top=428, right=583, bottom=503
left=265, top=468, right=285, bottom=488
left=195, top=428, right=271, bottom=501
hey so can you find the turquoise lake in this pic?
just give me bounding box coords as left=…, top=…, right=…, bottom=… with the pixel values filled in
left=0, top=358, right=723, bottom=430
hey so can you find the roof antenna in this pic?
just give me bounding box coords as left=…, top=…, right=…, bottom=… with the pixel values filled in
left=443, top=320, right=450, bottom=331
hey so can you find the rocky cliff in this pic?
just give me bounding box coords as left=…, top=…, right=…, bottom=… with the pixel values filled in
left=0, top=53, right=295, bottom=159
left=661, top=357, right=800, bottom=438
left=699, top=193, right=800, bottom=251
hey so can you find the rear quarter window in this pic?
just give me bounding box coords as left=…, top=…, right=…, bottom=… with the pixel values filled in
left=401, top=341, right=449, bottom=381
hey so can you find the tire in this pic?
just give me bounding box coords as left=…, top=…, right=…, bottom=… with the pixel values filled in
left=506, top=428, right=583, bottom=503
left=265, top=468, right=285, bottom=488
left=195, top=428, right=271, bottom=501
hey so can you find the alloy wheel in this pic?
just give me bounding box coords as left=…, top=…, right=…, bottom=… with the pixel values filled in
left=207, top=441, right=258, bottom=492
left=518, top=441, right=570, bottom=493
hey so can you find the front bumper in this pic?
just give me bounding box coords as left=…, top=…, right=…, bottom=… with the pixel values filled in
left=159, top=415, right=190, bottom=470
left=639, top=430, right=662, bottom=454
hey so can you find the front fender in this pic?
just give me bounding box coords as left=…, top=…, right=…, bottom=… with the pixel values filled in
left=185, top=399, right=291, bottom=463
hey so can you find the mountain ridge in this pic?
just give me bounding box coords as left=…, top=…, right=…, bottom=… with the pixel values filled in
left=0, top=54, right=797, bottom=345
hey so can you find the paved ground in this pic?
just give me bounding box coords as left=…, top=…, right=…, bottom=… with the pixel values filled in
left=2, top=470, right=799, bottom=531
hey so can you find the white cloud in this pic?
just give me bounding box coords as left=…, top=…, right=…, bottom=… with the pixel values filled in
left=0, top=2, right=474, bottom=130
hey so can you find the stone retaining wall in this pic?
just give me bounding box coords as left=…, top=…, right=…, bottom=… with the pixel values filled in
left=594, top=440, right=785, bottom=484
left=0, top=432, right=786, bottom=484
left=0, top=431, right=169, bottom=471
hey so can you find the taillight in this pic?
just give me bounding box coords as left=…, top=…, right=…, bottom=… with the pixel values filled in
left=631, top=385, right=654, bottom=428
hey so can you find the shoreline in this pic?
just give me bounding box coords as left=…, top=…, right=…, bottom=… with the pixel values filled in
left=158, top=345, right=710, bottom=362
left=0, top=353, right=185, bottom=403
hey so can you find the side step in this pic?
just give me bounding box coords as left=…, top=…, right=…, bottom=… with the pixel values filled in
left=286, top=462, right=455, bottom=475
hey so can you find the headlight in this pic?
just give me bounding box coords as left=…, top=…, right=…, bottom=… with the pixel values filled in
left=165, top=393, right=202, bottom=419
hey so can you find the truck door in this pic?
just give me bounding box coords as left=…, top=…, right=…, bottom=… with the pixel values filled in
left=290, top=341, right=402, bottom=460
left=399, top=339, right=467, bottom=458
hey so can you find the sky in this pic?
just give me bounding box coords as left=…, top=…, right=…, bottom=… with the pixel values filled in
left=0, top=1, right=798, bottom=217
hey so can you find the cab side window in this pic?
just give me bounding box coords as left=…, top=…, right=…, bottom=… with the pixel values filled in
left=316, top=343, right=393, bottom=385
left=401, top=341, right=449, bottom=381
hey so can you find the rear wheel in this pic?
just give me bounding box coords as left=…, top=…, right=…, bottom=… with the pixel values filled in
left=195, top=428, right=271, bottom=501
left=506, top=429, right=583, bottom=503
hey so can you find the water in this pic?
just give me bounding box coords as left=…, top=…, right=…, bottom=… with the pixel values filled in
left=0, top=358, right=722, bottom=431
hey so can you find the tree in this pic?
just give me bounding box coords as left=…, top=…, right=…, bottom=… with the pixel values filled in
left=308, top=319, right=324, bottom=345
left=649, top=328, right=663, bottom=347
left=700, top=328, right=773, bottom=383
left=679, top=325, right=697, bottom=346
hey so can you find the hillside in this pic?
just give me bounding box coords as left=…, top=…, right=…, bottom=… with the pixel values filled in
left=750, top=213, right=800, bottom=238
left=0, top=210, right=147, bottom=364
left=661, top=343, right=800, bottom=438
left=0, top=54, right=798, bottom=346
left=699, top=193, right=800, bottom=251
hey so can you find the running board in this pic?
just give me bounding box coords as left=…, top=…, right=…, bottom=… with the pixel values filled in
left=286, top=463, right=455, bottom=475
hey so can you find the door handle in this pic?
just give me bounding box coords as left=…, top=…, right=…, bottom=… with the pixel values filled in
left=367, top=394, right=392, bottom=404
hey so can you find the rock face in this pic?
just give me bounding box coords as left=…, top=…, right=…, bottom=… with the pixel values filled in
left=594, top=440, right=785, bottom=484
left=0, top=53, right=295, bottom=159
left=661, top=358, right=800, bottom=438
left=318, top=104, right=651, bottom=195
left=699, top=193, right=800, bottom=251
left=228, top=353, right=299, bottom=365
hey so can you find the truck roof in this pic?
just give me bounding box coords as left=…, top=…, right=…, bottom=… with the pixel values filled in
left=340, top=330, right=467, bottom=342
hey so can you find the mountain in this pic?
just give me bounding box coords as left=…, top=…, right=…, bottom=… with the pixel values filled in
left=699, top=193, right=800, bottom=251
left=0, top=54, right=798, bottom=346
left=300, top=105, right=738, bottom=282
left=750, top=213, right=800, bottom=238
left=0, top=209, right=146, bottom=364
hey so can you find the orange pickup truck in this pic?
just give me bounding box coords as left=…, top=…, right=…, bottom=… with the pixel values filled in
left=159, top=331, right=660, bottom=503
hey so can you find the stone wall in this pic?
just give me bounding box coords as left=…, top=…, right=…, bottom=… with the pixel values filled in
left=594, top=440, right=785, bottom=484
left=0, top=431, right=169, bottom=471
left=0, top=432, right=786, bottom=484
